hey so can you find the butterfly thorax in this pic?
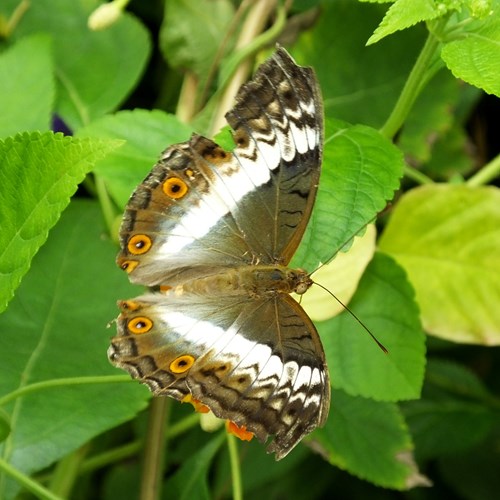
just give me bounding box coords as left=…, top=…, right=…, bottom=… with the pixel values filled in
left=166, top=266, right=312, bottom=298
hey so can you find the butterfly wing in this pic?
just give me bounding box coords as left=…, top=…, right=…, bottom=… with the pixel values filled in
left=117, top=48, right=323, bottom=287
left=109, top=292, right=330, bottom=459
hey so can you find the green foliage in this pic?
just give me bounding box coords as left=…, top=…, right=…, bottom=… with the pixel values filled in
left=0, top=132, right=122, bottom=312
left=0, top=201, right=150, bottom=496
left=315, top=389, right=416, bottom=488
left=293, top=119, right=404, bottom=270
left=321, top=253, right=425, bottom=402
left=0, top=0, right=499, bottom=499
left=0, top=35, right=53, bottom=137
left=379, top=184, right=500, bottom=344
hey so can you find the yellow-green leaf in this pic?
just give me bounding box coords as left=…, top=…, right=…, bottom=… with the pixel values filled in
left=379, top=184, right=500, bottom=344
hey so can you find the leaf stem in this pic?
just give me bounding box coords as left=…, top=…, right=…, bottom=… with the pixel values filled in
left=466, top=152, right=500, bottom=187
left=0, top=457, right=63, bottom=500
left=379, top=19, right=447, bottom=140
left=227, top=434, right=243, bottom=500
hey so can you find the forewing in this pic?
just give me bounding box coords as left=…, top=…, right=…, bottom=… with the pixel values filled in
left=116, top=48, right=323, bottom=287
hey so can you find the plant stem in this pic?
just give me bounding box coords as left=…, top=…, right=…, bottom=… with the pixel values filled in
left=95, top=175, right=118, bottom=237
left=49, top=444, right=90, bottom=498
left=0, top=457, right=63, bottom=500
left=2, top=0, right=30, bottom=37
left=140, top=397, right=170, bottom=500
left=379, top=20, right=446, bottom=140
left=176, top=72, right=199, bottom=123
left=0, top=375, right=130, bottom=406
left=79, top=441, right=143, bottom=475
left=227, top=434, right=243, bottom=500
left=78, top=413, right=200, bottom=475
left=466, top=152, right=500, bottom=187
left=210, top=0, right=281, bottom=135
left=403, top=165, right=434, bottom=185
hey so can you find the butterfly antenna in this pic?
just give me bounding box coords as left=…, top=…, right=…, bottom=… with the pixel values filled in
left=312, top=281, right=388, bottom=354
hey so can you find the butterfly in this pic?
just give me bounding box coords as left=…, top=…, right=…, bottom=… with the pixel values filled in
left=108, top=47, right=330, bottom=460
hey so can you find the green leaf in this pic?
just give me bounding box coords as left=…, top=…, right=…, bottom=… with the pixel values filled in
left=77, top=109, right=193, bottom=208
left=295, top=1, right=426, bottom=127
left=398, top=69, right=461, bottom=164
left=378, top=184, right=500, bottom=345
left=402, top=359, right=495, bottom=460
left=160, top=0, right=234, bottom=77
left=0, top=201, right=149, bottom=499
left=315, top=389, right=426, bottom=489
left=0, top=34, right=54, bottom=138
left=425, top=357, right=495, bottom=400
left=366, top=0, right=446, bottom=45
left=102, top=463, right=141, bottom=500
left=6, top=0, right=151, bottom=130
left=164, top=433, right=225, bottom=500
left=438, top=424, right=500, bottom=499
left=319, top=253, right=425, bottom=401
left=293, top=119, right=404, bottom=272
left=0, top=132, right=122, bottom=313
left=406, top=398, right=493, bottom=460
left=441, top=10, right=500, bottom=96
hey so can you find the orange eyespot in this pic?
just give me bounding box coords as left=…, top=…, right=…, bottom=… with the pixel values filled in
left=127, top=316, right=153, bottom=334
left=163, top=177, right=188, bottom=199
left=120, top=260, right=139, bottom=273
left=170, top=354, right=195, bottom=373
left=127, top=234, right=152, bottom=255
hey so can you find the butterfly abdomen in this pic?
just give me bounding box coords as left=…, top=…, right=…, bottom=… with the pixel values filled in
left=166, top=266, right=312, bottom=298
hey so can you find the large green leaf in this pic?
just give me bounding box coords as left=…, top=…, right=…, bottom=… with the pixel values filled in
left=315, top=389, right=425, bottom=489
left=402, top=359, right=495, bottom=461
left=2, top=0, right=151, bottom=130
left=0, top=34, right=54, bottom=138
left=0, top=132, right=122, bottom=313
left=379, top=184, right=500, bottom=345
left=318, top=253, right=425, bottom=401
left=0, top=201, right=149, bottom=499
left=293, top=119, right=404, bottom=272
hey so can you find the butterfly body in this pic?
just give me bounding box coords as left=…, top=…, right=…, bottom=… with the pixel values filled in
left=110, top=48, right=330, bottom=459
left=155, top=265, right=311, bottom=297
